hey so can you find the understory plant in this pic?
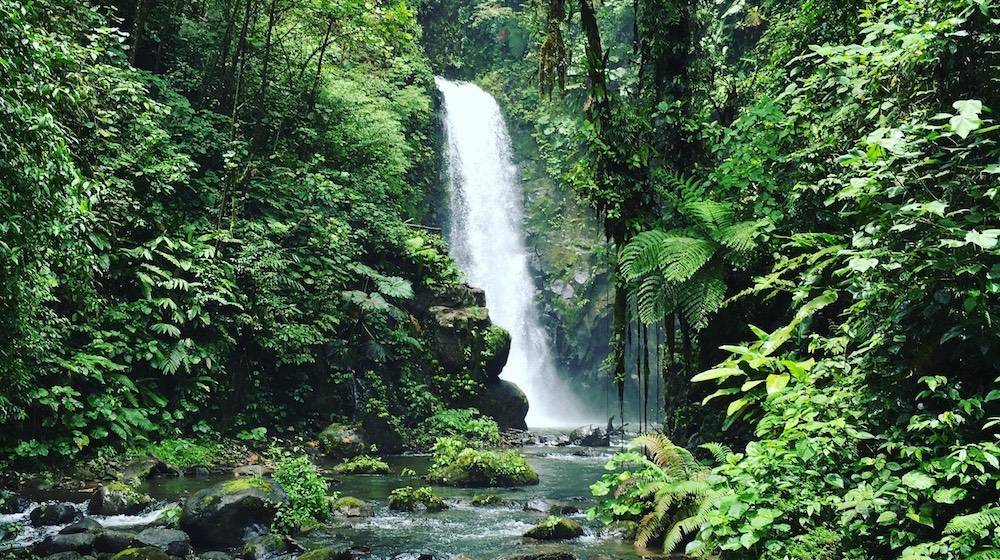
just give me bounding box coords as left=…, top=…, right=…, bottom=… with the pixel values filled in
left=272, top=454, right=332, bottom=533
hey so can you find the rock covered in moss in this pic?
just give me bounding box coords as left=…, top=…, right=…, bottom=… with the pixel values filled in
left=333, top=455, right=390, bottom=475
left=297, top=545, right=353, bottom=560
left=30, top=503, right=79, bottom=526
left=428, top=448, right=539, bottom=487
left=331, top=496, right=374, bottom=518
left=470, top=494, right=504, bottom=506
left=318, top=423, right=367, bottom=458
left=524, top=517, right=584, bottom=541
left=387, top=487, right=447, bottom=512
left=180, top=478, right=288, bottom=546
left=109, top=547, right=171, bottom=560
left=87, top=482, right=152, bottom=516
left=242, top=533, right=297, bottom=560
left=504, top=553, right=575, bottom=560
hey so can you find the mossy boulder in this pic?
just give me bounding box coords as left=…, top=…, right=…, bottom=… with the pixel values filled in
left=318, top=423, right=366, bottom=458
left=87, top=483, right=152, bottom=516
left=470, top=494, right=504, bottom=506
left=34, top=533, right=95, bottom=555
left=131, top=528, right=191, bottom=556
left=482, top=325, right=511, bottom=378
left=297, top=545, right=353, bottom=560
left=474, top=381, right=529, bottom=431
left=333, top=455, right=390, bottom=475
left=387, top=487, right=447, bottom=512
left=331, top=496, right=374, bottom=518
left=94, top=530, right=136, bottom=554
left=180, top=478, right=288, bottom=547
left=243, top=534, right=295, bottom=560
left=427, top=448, right=539, bottom=487
left=110, top=547, right=170, bottom=560
left=524, top=517, right=584, bottom=541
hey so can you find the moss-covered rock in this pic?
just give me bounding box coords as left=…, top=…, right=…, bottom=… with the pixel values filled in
left=481, top=325, right=511, bottom=378
left=297, top=545, right=353, bottom=560
left=427, top=448, right=539, bottom=487
left=243, top=534, right=294, bottom=560
left=523, top=517, right=584, bottom=541
left=387, top=487, right=447, bottom=512
left=333, top=455, right=390, bottom=475
left=109, top=547, right=170, bottom=560
left=180, top=478, right=288, bottom=547
left=470, top=494, right=504, bottom=506
left=87, top=482, right=152, bottom=516
left=330, top=497, right=374, bottom=518
left=318, top=424, right=366, bottom=458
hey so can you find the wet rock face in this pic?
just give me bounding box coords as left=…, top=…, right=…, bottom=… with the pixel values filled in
left=110, top=547, right=171, bottom=560
left=474, top=381, right=529, bottom=431
left=34, top=532, right=95, bottom=555
left=94, top=530, right=136, bottom=553
left=569, top=425, right=609, bottom=447
left=59, top=518, right=102, bottom=535
left=88, top=483, right=153, bottom=516
left=30, top=504, right=79, bottom=526
left=180, top=478, right=289, bottom=547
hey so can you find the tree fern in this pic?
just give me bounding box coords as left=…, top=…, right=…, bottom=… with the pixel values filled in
left=620, top=229, right=671, bottom=280
left=684, top=200, right=733, bottom=232
left=715, top=218, right=770, bottom=257
left=676, top=267, right=727, bottom=330
left=657, top=237, right=716, bottom=283
left=944, top=507, right=1000, bottom=534
left=968, top=550, right=1000, bottom=560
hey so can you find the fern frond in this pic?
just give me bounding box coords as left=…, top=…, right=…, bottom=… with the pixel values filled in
left=698, top=442, right=734, bottom=465
left=621, top=230, right=671, bottom=280
left=683, top=200, right=733, bottom=232
left=630, top=434, right=697, bottom=476
left=715, top=218, right=770, bottom=256
left=635, top=274, right=667, bottom=324
left=677, top=267, right=727, bottom=330
left=945, top=508, right=1000, bottom=534
left=968, top=549, right=1000, bottom=560
left=656, top=237, right=716, bottom=283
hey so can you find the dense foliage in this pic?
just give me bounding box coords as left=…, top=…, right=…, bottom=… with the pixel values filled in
left=422, top=0, right=1000, bottom=556
left=0, top=0, right=469, bottom=461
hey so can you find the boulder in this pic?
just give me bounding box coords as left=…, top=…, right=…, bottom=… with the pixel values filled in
left=0, top=490, right=21, bottom=514
left=426, top=305, right=491, bottom=372
left=331, top=496, right=374, bottom=518
left=180, top=478, right=288, bottom=547
left=361, top=413, right=403, bottom=454
left=317, top=423, right=366, bottom=458
left=298, top=545, right=353, bottom=560
left=60, top=518, right=103, bottom=535
left=569, top=425, right=609, bottom=447
left=482, top=326, right=511, bottom=378
left=131, top=528, right=191, bottom=557
left=87, top=483, right=152, bottom=516
left=34, top=533, right=96, bottom=555
left=94, top=531, right=136, bottom=554
left=523, top=500, right=577, bottom=515
left=233, top=465, right=272, bottom=478
left=41, top=552, right=90, bottom=560
left=120, top=458, right=181, bottom=481
left=199, top=553, right=235, bottom=560
left=504, top=554, right=575, bottom=560
left=524, top=518, right=584, bottom=541
left=474, top=380, right=529, bottom=430
left=109, top=547, right=171, bottom=560
left=242, top=534, right=298, bottom=560
left=30, top=504, right=79, bottom=526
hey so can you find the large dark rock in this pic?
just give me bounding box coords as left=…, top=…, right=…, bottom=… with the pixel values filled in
left=59, top=518, right=103, bottom=535
left=30, top=504, right=79, bottom=526
left=524, top=518, right=584, bottom=541
left=298, top=545, right=353, bottom=560
left=199, top=552, right=235, bottom=560
left=569, top=425, right=609, bottom=447
left=242, top=534, right=298, bottom=560
left=34, top=532, right=96, bottom=555
left=87, top=483, right=152, bottom=516
left=475, top=380, right=529, bottom=430
left=94, top=531, right=136, bottom=554
left=318, top=423, right=367, bottom=458
left=1, top=490, right=21, bottom=514
left=504, top=554, right=575, bottom=560
left=523, top=500, right=579, bottom=515
left=426, top=305, right=492, bottom=372
left=41, top=551, right=90, bottom=560
left=131, top=528, right=191, bottom=557
left=180, top=478, right=288, bottom=547
left=331, top=496, right=374, bottom=518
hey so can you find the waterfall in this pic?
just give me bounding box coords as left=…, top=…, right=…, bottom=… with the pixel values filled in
left=436, top=77, right=592, bottom=428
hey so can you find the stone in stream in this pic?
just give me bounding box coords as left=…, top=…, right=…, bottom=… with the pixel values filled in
left=199, top=552, right=235, bottom=560
left=110, top=547, right=171, bottom=560
left=30, top=503, right=79, bottom=526
left=569, top=425, right=609, bottom=447
left=242, top=534, right=300, bottom=560
left=94, top=530, right=137, bottom=554
left=523, top=517, right=584, bottom=541
left=317, top=423, right=367, bottom=459
left=298, top=545, right=354, bottom=560
left=34, top=532, right=96, bottom=555
left=131, top=527, right=191, bottom=557
left=331, top=496, right=374, bottom=517
left=180, top=478, right=288, bottom=547
left=522, top=500, right=579, bottom=515
left=1, top=489, right=22, bottom=514
left=87, top=482, right=153, bottom=516
left=41, top=551, right=92, bottom=560
left=474, top=380, right=529, bottom=431
left=504, top=553, right=575, bottom=560
left=59, top=518, right=103, bottom=535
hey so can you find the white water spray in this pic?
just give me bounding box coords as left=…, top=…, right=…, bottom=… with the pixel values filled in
left=436, top=77, right=593, bottom=428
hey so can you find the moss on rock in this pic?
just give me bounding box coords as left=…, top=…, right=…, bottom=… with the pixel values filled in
left=428, top=448, right=539, bottom=487
left=387, top=486, right=447, bottom=512
left=524, top=517, right=584, bottom=541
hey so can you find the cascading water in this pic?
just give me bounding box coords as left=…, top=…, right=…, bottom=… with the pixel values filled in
left=436, top=77, right=592, bottom=427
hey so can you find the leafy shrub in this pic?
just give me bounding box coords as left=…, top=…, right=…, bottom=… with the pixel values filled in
left=388, top=486, right=447, bottom=512
left=146, top=439, right=219, bottom=469
left=413, top=408, right=501, bottom=449
left=273, top=455, right=332, bottom=533
left=333, top=455, right=390, bottom=475
left=426, top=436, right=538, bottom=487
